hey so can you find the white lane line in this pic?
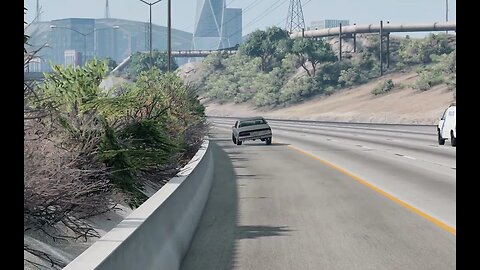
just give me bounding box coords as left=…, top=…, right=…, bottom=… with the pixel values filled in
left=394, top=153, right=416, bottom=160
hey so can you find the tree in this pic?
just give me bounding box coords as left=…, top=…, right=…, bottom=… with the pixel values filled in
left=126, top=50, right=178, bottom=78
left=105, top=57, right=118, bottom=71
left=397, top=34, right=453, bottom=65
left=240, top=26, right=291, bottom=72
left=292, top=38, right=336, bottom=77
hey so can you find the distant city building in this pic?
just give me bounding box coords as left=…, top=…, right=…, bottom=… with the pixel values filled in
left=50, top=18, right=95, bottom=68
left=64, top=50, right=83, bottom=67
left=223, top=8, right=242, bottom=48
left=25, top=18, right=194, bottom=71
left=26, top=57, right=42, bottom=72
left=311, top=19, right=350, bottom=30
left=193, top=0, right=227, bottom=50
left=193, top=0, right=242, bottom=50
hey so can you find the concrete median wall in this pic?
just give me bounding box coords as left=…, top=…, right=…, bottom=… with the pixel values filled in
left=64, top=139, right=213, bottom=270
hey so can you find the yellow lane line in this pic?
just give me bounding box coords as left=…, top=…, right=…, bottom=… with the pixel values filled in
left=282, top=142, right=456, bottom=236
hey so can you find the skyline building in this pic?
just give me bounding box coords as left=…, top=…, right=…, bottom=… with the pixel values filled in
left=311, top=19, right=350, bottom=30
left=193, top=0, right=242, bottom=50
left=223, top=8, right=242, bottom=47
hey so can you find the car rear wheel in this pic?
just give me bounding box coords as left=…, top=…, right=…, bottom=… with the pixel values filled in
left=438, top=131, right=445, bottom=145
left=266, top=137, right=272, bottom=145
left=236, top=139, right=242, bottom=145
left=451, top=132, right=456, bottom=147
left=232, top=133, right=236, bottom=144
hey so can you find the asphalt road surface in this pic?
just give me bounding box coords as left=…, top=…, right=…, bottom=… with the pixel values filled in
left=180, top=117, right=456, bottom=270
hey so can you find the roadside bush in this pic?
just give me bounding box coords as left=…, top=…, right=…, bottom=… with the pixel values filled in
left=126, top=50, right=178, bottom=79
left=371, top=79, right=394, bottom=95
left=324, top=86, right=336, bottom=96
left=315, top=61, right=353, bottom=89
left=397, top=34, right=453, bottom=65
left=25, top=60, right=206, bottom=267
left=339, top=66, right=368, bottom=87
left=413, top=71, right=443, bottom=91
left=278, top=76, right=317, bottom=104
left=24, top=60, right=115, bottom=268
left=412, top=51, right=455, bottom=91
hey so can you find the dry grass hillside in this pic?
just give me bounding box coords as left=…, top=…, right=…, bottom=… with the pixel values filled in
left=202, top=71, right=455, bottom=125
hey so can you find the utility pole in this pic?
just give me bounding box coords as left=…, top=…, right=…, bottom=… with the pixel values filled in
left=386, top=21, right=390, bottom=69
left=167, top=0, right=172, bottom=71
left=139, top=0, right=163, bottom=68
left=339, top=23, right=342, bottom=61
left=353, top=23, right=357, bottom=53
left=105, top=0, right=110, bottom=19
left=446, top=0, right=449, bottom=34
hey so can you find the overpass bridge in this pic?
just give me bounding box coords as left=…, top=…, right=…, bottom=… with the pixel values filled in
left=111, top=48, right=238, bottom=74
left=24, top=48, right=239, bottom=80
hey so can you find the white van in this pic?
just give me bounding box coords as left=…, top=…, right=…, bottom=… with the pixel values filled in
left=437, top=104, right=456, bottom=146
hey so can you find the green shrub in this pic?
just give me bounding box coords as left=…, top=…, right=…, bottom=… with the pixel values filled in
left=324, top=86, right=336, bottom=96
left=413, top=72, right=443, bottom=91
left=339, top=66, right=368, bottom=87
left=371, top=79, right=394, bottom=95
left=395, top=62, right=406, bottom=71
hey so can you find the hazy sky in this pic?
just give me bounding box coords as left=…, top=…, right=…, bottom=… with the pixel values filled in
left=25, top=0, right=456, bottom=35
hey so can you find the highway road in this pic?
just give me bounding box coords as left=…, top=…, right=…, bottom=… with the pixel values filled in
left=180, top=117, right=456, bottom=270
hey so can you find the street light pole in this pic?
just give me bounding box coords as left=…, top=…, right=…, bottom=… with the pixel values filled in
left=139, top=0, right=163, bottom=69
left=446, top=0, right=449, bottom=34
left=113, top=26, right=119, bottom=62
left=446, top=0, right=449, bottom=22
left=150, top=3, right=152, bottom=66
left=167, top=0, right=171, bottom=71
left=83, top=36, right=87, bottom=65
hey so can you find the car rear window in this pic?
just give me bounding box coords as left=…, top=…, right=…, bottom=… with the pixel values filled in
left=239, top=119, right=265, bottom=127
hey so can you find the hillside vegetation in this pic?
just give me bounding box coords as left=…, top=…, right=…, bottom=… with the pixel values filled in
left=181, top=26, right=456, bottom=107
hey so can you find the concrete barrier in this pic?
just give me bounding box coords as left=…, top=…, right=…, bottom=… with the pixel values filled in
left=64, top=139, right=213, bottom=270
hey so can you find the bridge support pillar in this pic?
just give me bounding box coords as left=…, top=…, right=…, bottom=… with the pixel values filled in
left=353, top=33, right=356, bottom=53
left=386, top=33, right=390, bottom=69
left=339, top=23, right=342, bottom=61
left=379, top=20, right=383, bottom=76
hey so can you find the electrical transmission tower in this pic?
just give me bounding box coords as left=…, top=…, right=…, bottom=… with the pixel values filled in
left=105, top=0, right=110, bottom=19
left=286, top=0, right=305, bottom=34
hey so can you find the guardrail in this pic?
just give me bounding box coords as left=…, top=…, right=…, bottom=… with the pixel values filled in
left=64, top=139, right=214, bottom=270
